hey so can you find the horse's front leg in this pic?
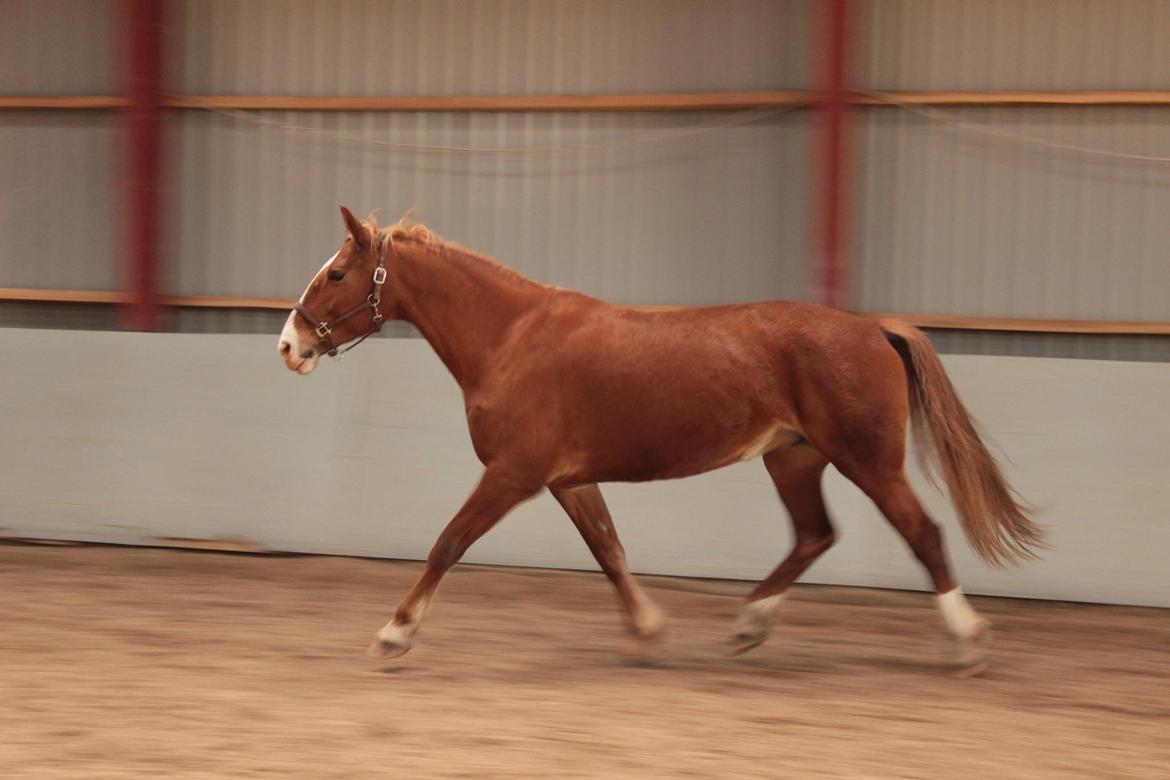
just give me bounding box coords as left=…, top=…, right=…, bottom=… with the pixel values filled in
left=368, top=469, right=539, bottom=659
left=552, top=485, right=665, bottom=645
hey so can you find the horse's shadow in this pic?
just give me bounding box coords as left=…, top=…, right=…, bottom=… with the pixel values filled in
left=371, top=639, right=973, bottom=685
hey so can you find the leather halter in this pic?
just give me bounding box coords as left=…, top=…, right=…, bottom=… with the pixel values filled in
left=294, top=234, right=391, bottom=357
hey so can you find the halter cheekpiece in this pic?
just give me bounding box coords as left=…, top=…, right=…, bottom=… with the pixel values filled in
left=294, top=233, right=392, bottom=357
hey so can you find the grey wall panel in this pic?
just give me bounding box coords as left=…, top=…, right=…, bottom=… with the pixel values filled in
left=5, top=0, right=1168, bottom=368
left=0, top=112, right=119, bottom=291
left=176, top=0, right=810, bottom=95
left=0, top=0, right=114, bottom=94
left=0, top=302, right=120, bottom=331
left=858, top=0, right=1170, bottom=91
left=852, top=107, right=1170, bottom=320
left=3, top=328, right=1168, bottom=608
left=168, top=308, right=291, bottom=335
left=167, top=109, right=812, bottom=307
left=167, top=308, right=419, bottom=338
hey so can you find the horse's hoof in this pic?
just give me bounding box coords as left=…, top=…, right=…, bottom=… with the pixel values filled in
left=728, top=630, right=768, bottom=656
left=368, top=624, right=414, bottom=659
left=955, top=653, right=988, bottom=677
left=635, top=614, right=668, bottom=645
left=953, top=622, right=992, bottom=676
left=367, top=637, right=412, bottom=659
left=729, top=596, right=780, bottom=656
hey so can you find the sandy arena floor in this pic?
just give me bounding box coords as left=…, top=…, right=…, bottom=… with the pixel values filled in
left=1, top=543, right=1167, bottom=779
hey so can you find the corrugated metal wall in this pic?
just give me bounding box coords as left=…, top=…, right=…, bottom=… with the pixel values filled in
left=858, top=0, right=1170, bottom=90
left=851, top=0, right=1170, bottom=359
left=166, top=0, right=814, bottom=332
left=0, top=112, right=119, bottom=292
left=168, top=110, right=811, bottom=303
left=175, top=0, right=810, bottom=95
left=853, top=106, right=1170, bottom=320
left=2, top=0, right=1168, bottom=361
left=0, top=0, right=114, bottom=94
left=0, top=0, right=118, bottom=328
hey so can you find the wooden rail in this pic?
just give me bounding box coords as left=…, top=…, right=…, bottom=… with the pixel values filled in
left=3, top=288, right=1167, bottom=336
left=165, top=91, right=812, bottom=112
left=851, top=90, right=1170, bottom=107
left=0, top=96, right=131, bottom=109
left=0, top=288, right=132, bottom=305
left=0, top=289, right=285, bottom=310
left=5, top=91, right=1170, bottom=112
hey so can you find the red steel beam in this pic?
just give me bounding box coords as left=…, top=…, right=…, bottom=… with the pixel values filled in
left=121, top=0, right=164, bottom=331
left=814, top=0, right=850, bottom=309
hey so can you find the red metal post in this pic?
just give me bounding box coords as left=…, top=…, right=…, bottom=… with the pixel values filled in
left=813, top=0, right=850, bottom=309
left=121, top=0, right=164, bottom=331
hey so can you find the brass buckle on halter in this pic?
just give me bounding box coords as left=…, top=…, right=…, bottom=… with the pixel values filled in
left=368, top=294, right=384, bottom=324
left=315, top=322, right=332, bottom=339
left=372, top=266, right=387, bottom=285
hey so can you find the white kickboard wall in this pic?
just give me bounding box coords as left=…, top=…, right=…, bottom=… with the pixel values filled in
left=2, top=328, right=1167, bottom=608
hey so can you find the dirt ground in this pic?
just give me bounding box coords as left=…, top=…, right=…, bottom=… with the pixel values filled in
left=1, top=544, right=1167, bottom=779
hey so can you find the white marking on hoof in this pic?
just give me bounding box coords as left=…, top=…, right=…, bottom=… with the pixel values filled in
left=937, top=587, right=991, bottom=641
left=730, top=593, right=785, bottom=655
left=938, top=588, right=992, bottom=675
left=367, top=622, right=414, bottom=659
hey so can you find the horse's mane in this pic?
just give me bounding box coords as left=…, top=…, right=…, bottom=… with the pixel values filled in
left=364, top=213, right=540, bottom=290
left=364, top=211, right=437, bottom=248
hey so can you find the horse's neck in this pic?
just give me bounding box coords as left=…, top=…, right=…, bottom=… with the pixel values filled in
left=394, top=240, right=540, bottom=391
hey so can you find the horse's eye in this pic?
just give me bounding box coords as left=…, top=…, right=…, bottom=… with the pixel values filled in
left=327, top=270, right=346, bottom=283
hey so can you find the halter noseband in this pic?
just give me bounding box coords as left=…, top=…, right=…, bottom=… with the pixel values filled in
left=294, top=234, right=392, bottom=357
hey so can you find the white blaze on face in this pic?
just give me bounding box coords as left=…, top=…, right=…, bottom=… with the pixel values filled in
left=278, top=250, right=339, bottom=375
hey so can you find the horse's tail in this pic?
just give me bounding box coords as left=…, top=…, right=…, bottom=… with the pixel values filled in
left=880, top=319, right=1043, bottom=567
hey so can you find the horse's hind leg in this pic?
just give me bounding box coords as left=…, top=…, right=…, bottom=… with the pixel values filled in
left=845, top=467, right=991, bottom=668
left=821, top=402, right=991, bottom=666
left=731, top=445, right=836, bottom=654
left=552, top=485, right=666, bottom=644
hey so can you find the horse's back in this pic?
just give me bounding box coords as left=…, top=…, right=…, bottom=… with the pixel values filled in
left=478, top=293, right=901, bottom=485
left=594, top=296, right=890, bottom=360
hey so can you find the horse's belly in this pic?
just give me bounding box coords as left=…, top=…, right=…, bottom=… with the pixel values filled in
left=551, top=418, right=803, bottom=486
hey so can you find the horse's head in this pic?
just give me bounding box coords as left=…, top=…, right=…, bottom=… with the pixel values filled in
left=278, top=205, right=391, bottom=374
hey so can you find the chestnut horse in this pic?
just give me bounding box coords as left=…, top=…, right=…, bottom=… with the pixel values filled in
left=279, top=206, right=1040, bottom=668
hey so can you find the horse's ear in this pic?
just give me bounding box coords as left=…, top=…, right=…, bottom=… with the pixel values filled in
left=339, top=205, right=368, bottom=247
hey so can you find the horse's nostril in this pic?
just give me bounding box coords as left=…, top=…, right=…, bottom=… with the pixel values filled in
left=299, top=348, right=316, bottom=360
left=279, top=341, right=292, bottom=356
